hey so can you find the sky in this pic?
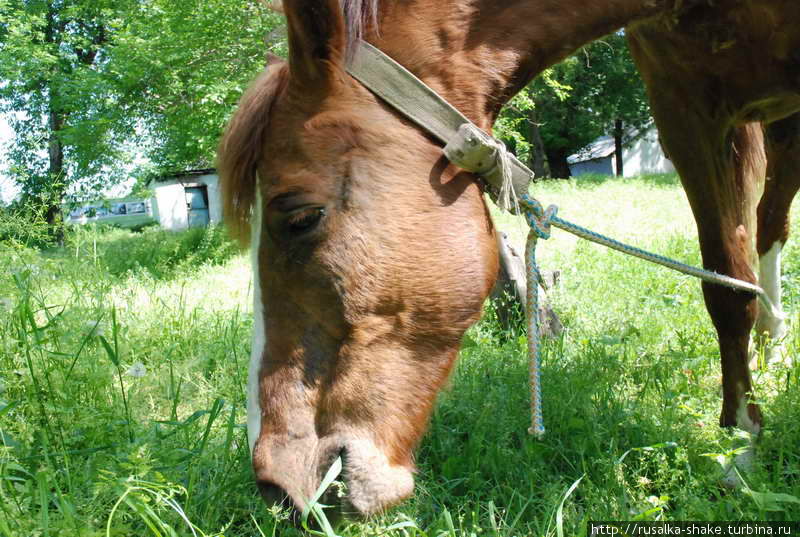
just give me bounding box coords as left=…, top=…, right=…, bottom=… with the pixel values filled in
left=0, top=114, right=19, bottom=204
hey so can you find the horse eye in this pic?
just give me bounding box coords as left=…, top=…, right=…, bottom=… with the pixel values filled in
left=284, top=206, right=325, bottom=235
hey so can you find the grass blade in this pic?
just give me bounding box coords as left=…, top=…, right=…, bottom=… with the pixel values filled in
left=556, top=475, right=584, bottom=537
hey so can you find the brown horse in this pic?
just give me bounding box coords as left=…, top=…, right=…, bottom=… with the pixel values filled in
left=217, top=0, right=800, bottom=517
left=628, top=5, right=800, bottom=437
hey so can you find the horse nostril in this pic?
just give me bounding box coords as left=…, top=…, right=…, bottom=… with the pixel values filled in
left=257, top=479, right=292, bottom=509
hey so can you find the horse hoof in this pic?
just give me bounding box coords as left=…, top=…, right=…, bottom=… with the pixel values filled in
left=718, top=440, right=756, bottom=489
left=749, top=338, right=790, bottom=370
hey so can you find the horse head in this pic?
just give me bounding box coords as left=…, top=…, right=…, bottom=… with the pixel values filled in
left=218, top=0, right=498, bottom=516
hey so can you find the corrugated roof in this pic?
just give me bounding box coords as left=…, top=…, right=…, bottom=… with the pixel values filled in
left=567, top=136, right=615, bottom=164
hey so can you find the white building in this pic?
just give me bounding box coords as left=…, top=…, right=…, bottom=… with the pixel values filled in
left=150, top=169, right=221, bottom=231
left=568, top=127, right=675, bottom=177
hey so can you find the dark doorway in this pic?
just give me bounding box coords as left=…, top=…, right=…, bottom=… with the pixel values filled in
left=185, top=186, right=210, bottom=228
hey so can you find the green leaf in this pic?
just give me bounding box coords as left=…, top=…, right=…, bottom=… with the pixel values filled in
left=98, top=335, right=119, bottom=366
left=743, top=489, right=800, bottom=512
left=556, top=475, right=584, bottom=537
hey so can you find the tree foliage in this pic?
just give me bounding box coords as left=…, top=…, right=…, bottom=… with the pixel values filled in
left=496, top=32, right=652, bottom=178
left=0, top=0, right=282, bottom=230
left=0, top=0, right=138, bottom=212
left=110, top=0, right=283, bottom=174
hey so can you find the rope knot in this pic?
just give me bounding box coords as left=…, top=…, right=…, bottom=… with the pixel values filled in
left=521, top=194, right=558, bottom=240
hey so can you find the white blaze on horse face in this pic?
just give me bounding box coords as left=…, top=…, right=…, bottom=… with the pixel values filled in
left=757, top=241, right=786, bottom=340
left=248, top=190, right=265, bottom=455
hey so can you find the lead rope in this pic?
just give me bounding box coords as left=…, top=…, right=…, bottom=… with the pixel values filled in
left=485, top=141, right=783, bottom=438
left=521, top=195, right=555, bottom=438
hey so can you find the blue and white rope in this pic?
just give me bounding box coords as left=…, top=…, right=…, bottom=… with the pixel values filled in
left=519, top=195, right=557, bottom=438
left=517, top=193, right=779, bottom=438
left=450, top=132, right=778, bottom=439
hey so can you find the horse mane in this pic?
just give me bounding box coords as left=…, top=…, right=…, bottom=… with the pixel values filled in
left=217, top=64, right=289, bottom=244
left=218, top=1, right=379, bottom=244
left=341, top=0, right=380, bottom=57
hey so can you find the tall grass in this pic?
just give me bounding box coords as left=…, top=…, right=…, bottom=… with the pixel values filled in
left=66, top=223, right=239, bottom=278
left=0, top=174, right=798, bottom=536
left=0, top=202, right=55, bottom=249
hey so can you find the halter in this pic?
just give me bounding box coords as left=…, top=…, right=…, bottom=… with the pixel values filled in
left=347, top=40, right=781, bottom=438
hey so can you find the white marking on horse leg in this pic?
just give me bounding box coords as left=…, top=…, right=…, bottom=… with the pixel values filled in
left=754, top=241, right=790, bottom=366
left=735, top=394, right=760, bottom=436
left=248, top=191, right=265, bottom=455
left=757, top=241, right=786, bottom=339
left=720, top=393, right=760, bottom=488
left=720, top=446, right=756, bottom=489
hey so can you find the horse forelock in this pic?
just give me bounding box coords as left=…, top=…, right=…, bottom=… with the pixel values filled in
left=217, top=63, right=290, bottom=245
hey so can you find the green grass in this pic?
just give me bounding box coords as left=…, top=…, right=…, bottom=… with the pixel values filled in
left=1, top=174, right=798, bottom=536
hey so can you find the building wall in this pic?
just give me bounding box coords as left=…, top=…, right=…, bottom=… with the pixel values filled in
left=620, top=130, right=675, bottom=177
left=153, top=182, right=189, bottom=230
left=201, top=174, right=222, bottom=224
left=570, top=156, right=614, bottom=177
left=152, top=173, right=221, bottom=231
left=569, top=127, right=675, bottom=178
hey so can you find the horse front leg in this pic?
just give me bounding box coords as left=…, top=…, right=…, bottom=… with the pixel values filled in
left=669, top=121, right=766, bottom=486
left=755, top=113, right=800, bottom=366
left=629, top=38, right=767, bottom=443
left=656, top=116, right=765, bottom=434
left=641, top=90, right=765, bottom=484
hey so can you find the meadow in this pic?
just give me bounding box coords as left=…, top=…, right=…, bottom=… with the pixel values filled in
left=1, top=174, right=798, bottom=536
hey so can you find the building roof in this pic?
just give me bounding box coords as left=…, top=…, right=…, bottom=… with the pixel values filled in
left=150, top=168, right=217, bottom=184
left=567, top=136, right=616, bottom=164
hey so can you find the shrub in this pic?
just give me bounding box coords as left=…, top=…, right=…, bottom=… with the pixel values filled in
left=65, top=223, right=240, bottom=278
left=0, top=203, right=54, bottom=248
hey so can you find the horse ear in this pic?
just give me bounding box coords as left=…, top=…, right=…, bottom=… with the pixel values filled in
left=284, top=0, right=347, bottom=88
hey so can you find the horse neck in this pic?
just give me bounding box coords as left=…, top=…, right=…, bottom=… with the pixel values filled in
left=368, top=0, right=679, bottom=128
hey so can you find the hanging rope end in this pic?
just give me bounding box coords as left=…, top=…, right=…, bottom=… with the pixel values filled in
left=528, top=425, right=546, bottom=438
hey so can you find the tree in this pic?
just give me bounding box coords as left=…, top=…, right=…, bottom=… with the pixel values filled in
left=0, top=0, right=283, bottom=236
left=494, top=70, right=569, bottom=179
left=109, top=0, right=284, bottom=174
left=497, top=32, right=652, bottom=178
left=0, top=0, right=138, bottom=231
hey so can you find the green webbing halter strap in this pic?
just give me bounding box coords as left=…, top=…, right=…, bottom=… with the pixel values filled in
left=347, top=41, right=530, bottom=210
left=347, top=40, right=779, bottom=438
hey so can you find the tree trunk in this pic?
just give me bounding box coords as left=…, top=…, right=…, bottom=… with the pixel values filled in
left=44, top=108, right=66, bottom=241
left=527, top=109, right=550, bottom=178
left=44, top=0, right=65, bottom=239
left=491, top=232, right=562, bottom=338
left=546, top=148, right=572, bottom=179
left=614, top=118, right=624, bottom=177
